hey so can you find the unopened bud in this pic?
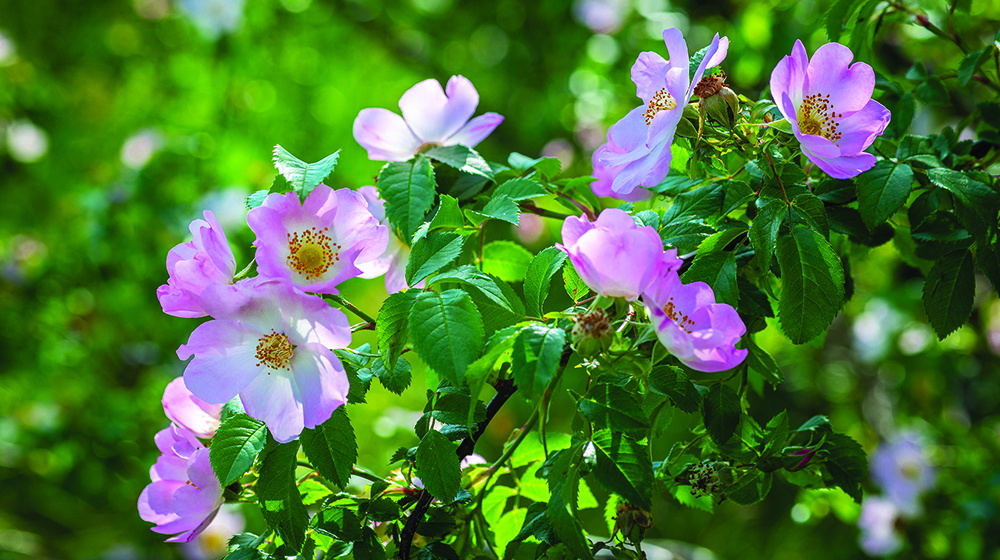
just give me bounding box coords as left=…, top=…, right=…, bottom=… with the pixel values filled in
left=916, top=14, right=930, bottom=27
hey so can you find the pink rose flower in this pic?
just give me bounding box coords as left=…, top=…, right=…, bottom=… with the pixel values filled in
left=157, top=210, right=237, bottom=318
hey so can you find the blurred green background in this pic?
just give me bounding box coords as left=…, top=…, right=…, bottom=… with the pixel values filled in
left=2, top=0, right=1000, bottom=558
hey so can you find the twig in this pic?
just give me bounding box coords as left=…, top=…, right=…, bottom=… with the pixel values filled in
left=326, top=294, right=377, bottom=324
left=398, top=377, right=519, bottom=559
left=521, top=201, right=572, bottom=220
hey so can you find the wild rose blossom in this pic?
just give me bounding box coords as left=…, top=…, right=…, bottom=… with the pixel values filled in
left=557, top=208, right=677, bottom=300
left=590, top=133, right=653, bottom=202
left=597, top=29, right=728, bottom=196
left=870, top=432, right=935, bottom=516
left=177, top=278, right=351, bottom=442
left=157, top=210, right=237, bottom=318
left=162, top=377, right=223, bottom=439
left=769, top=40, right=891, bottom=178
left=642, top=268, right=748, bottom=372
left=353, top=75, right=504, bottom=162
left=356, top=186, right=424, bottom=293
left=247, top=184, right=389, bottom=295
left=182, top=505, right=245, bottom=560
left=138, top=425, right=223, bottom=543
left=858, top=496, right=905, bottom=557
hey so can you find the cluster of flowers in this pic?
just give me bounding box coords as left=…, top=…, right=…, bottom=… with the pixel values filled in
left=858, top=432, right=936, bottom=556
left=592, top=31, right=890, bottom=200
left=559, top=208, right=747, bottom=372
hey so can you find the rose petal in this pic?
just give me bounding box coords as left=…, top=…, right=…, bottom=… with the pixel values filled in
left=400, top=76, right=479, bottom=143
left=353, top=107, right=423, bottom=162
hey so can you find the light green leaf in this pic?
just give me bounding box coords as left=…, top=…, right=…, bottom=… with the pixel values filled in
left=495, top=178, right=547, bottom=201
left=415, top=430, right=461, bottom=502
left=562, top=261, right=591, bottom=302
left=405, top=231, right=465, bottom=286
left=378, top=156, right=436, bottom=242
left=430, top=265, right=513, bottom=312
left=429, top=195, right=465, bottom=230
left=482, top=241, right=533, bottom=283
left=272, top=145, right=340, bottom=202
left=468, top=194, right=520, bottom=225
left=922, top=248, right=976, bottom=339
left=210, top=413, right=267, bottom=486
left=959, top=48, right=991, bottom=86
left=425, top=144, right=494, bottom=179
left=776, top=226, right=845, bottom=344
left=856, top=161, right=913, bottom=230
left=591, top=430, right=654, bottom=510
left=409, top=289, right=484, bottom=385
left=372, top=356, right=412, bottom=395
left=524, top=247, right=567, bottom=317
left=299, top=406, right=357, bottom=489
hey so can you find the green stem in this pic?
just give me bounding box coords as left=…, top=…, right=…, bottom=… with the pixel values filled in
left=232, top=258, right=256, bottom=281
left=327, top=294, right=377, bottom=324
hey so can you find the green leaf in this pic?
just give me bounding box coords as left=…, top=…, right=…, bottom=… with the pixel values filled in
left=413, top=542, right=461, bottom=560
left=257, top=439, right=308, bottom=552
left=429, top=195, right=465, bottom=230
left=827, top=206, right=895, bottom=247
left=313, top=506, right=362, bottom=541
left=430, top=265, right=513, bottom=312
left=648, top=365, right=702, bottom=413
left=687, top=44, right=711, bottom=81
left=825, top=0, right=860, bottom=40
left=512, top=324, right=566, bottom=400
left=761, top=411, right=789, bottom=458
left=590, top=430, right=654, bottom=510
left=790, top=193, right=829, bottom=238
left=922, top=248, right=976, bottom=339
left=246, top=190, right=268, bottom=210
left=406, top=231, right=465, bottom=286
left=814, top=179, right=856, bottom=204
left=425, top=144, right=494, bottom=179
left=377, top=291, right=417, bottom=371
left=482, top=241, right=533, bottom=283
left=750, top=198, right=787, bottom=271
left=495, top=178, right=547, bottom=201
left=508, top=152, right=561, bottom=178
left=372, top=356, right=412, bottom=395
left=524, top=247, right=568, bottom=317
left=648, top=175, right=701, bottom=195
left=562, top=261, right=591, bottom=302
left=415, top=430, right=461, bottom=502
left=681, top=251, right=738, bottom=307
left=210, top=413, right=267, bottom=486
left=737, top=277, right=775, bottom=318
left=409, top=290, right=484, bottom=385
left=466, top=275, right=528, bottom=335
left=469, top=194, right=520, bottom=225
left=856, top=161, right=913, bottom=229
left=352, top=526, right=388, bottom=560
left=702, top=383, right=740, bottom=445
left=660, top=221, right=716, bottom=253
left=822, top=432, right=867, bottom=503
left=744, top=337, right=783, bottom=385
left=662, top=184, right=725, bottom=226
left=300, top=406, right=357, bottom=489
left=416, top=508, right=457, bottom=538
left=776, top=226, right=845, bottom=344
left=546, top=456, right=592, bottom=558
left=721, top=180, right=757, bottom=216
left=378, top=156, right=436, bottom=242
left=891, top=91, right=915, bottom=138
left=926, top=168, right=1000, bottom=245
left=916, top=77, right=950, bottom=105
left=959, top=48, right=991, bottom=86
left=578, top=383, right=650, bottom=438
left=272, top=145, right=340, bottom=203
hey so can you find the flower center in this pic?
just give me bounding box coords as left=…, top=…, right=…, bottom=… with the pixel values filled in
left=287, top=226, right=340, bottom=280
left=644, top=87, right=677, bottom=125
left=797, top=93, right=843, bottom=144
left=663, top=297, right=695, bottom=334
left=899, top=461, right=921, bottom=481
left=255, top=329, right=294, bottom=371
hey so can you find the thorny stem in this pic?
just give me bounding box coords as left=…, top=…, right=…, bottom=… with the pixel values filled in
left=327, top=294, right=377, bottom=325
left=398, top=377, right=520, bottom=560
left=521, top=201, right=572, bottom=220
left=555, top=190, right=596, bottom=221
